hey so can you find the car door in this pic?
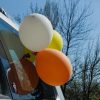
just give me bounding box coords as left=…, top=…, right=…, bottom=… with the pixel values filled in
left=0, top=12, right=65, bottom=100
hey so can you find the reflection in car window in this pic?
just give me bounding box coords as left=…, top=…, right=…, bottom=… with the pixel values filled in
left=0, top=30, right=42, bottom=100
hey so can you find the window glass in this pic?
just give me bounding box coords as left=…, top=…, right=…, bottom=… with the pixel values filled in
left=0, top=18, right=41, bottom=99
left=0, top=18, right=57, bottom=100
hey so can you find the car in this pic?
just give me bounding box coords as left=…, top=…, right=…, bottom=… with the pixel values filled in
left=0, top=11, right=65, bottom=100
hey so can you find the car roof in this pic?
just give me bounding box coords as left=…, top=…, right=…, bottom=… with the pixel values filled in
left=0, top=12, right=19, bottom=31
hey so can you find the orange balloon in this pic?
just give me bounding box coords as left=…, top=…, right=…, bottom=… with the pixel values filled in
left=35, top=48, right=73, bottom=86
left=7, top=58, right=39, bottom=95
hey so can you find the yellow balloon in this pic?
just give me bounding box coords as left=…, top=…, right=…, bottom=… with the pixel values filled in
left=24, top=48, right=36, bottom=62
left=48, top=30, right=63, bottom=51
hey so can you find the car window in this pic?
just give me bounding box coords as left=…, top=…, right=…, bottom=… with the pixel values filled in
left=0, top=17, right=58, bottom=100
left=0, top=18, right=41, bottom=99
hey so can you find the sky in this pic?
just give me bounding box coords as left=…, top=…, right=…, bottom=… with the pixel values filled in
left=0, top=0, right=45, bottom=16
left=0, top=0, right=100, bottom=35
left=91, top=0, right=100, bottom=34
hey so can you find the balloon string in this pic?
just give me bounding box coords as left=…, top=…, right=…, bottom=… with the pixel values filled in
left=32, top=52, right=38, bottom=55
left=22, top=53, right=30, bottom=59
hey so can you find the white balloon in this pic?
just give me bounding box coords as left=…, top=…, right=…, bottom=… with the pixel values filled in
left=19, top=13, right=53, bottom=52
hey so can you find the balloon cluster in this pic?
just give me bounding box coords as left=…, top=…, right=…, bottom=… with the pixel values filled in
left=19, top=13, right=73, bottom=86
